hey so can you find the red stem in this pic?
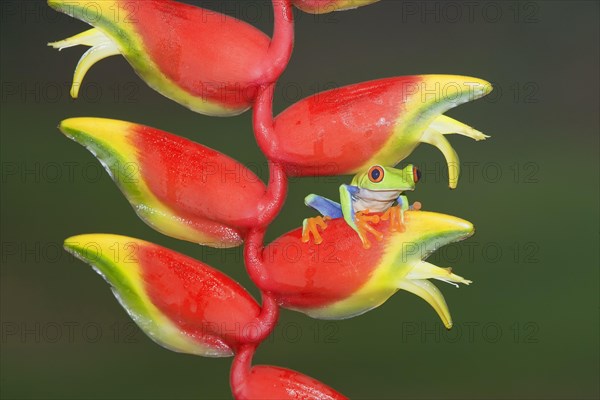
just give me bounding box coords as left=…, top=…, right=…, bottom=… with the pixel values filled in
left=254, top=84, right=288, bottom=226
left=232, top=1, right=292, bottom=395
left=230, top=343, right=257, bottom=400
left=244, top=228, right=269, bottom=288
left=248, top=84, right=287, bottom=289
left=262, top=0, right=294, bottom=83
left=257, top=160, right=287, bottom=226
left=246, top=291, right=279, bottom=343
left=253, top=83, right=278, bottom=161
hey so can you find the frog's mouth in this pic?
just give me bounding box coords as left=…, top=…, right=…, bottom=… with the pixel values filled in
left=359, top=189, right=407, bottom=202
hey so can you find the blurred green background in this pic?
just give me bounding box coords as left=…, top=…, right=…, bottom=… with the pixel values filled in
left=1, top=1, right=598, bottom=399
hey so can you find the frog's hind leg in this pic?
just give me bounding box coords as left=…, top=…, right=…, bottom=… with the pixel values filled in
left=302, top=216, right=330, bottom=244
left=304, top=194, right=343, bottom=218
left=421, top=128, right=460, bottom=190
left=428, top=115, right=490, bottom=141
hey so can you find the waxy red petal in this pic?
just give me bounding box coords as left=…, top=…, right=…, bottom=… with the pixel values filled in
left=132, top=0, right=270, bottom=111
left=60, top=118, right=267, bottom=247
left=64, top=234, right=262, bottom=356
left=48, top=0, right=293, bottom=116
left=131, top=124, right=268, bottom=228
left=273, top=76, right=420, bottom=175
left=268, top=75, right=491, bottom=177
left=260, top=211, right=474, bottom=320
left=262, top=218, right=386, bottom=308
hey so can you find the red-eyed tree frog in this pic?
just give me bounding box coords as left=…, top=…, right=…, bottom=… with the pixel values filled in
left=302, top=164, right=422, bottom=248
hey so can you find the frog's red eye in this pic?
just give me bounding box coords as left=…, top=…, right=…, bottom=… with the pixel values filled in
left=413, top=166, right=421, bottom=183
left=368, top=166, right=384, bottom=183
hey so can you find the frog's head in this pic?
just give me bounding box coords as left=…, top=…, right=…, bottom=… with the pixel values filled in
left=352, top=164, right=420, bottom=191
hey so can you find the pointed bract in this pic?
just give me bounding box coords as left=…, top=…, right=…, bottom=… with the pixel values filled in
left=59, top=117, right=267, bottom=248
left=64, top=234, right=262, bottom=356
left=48, top=0, right=291, bottom=116
left=267, top=75, right=491, bottom=188
left=260, top=211, right=474, bottom=328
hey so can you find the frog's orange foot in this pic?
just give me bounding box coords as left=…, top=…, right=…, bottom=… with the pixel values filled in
left=381, top=206, right=405, bottom=232
left=302, top=216, right=331, bottom=245
left=411, top=201, right=422, bottom=211
left=355, top=210, right=383, bottom=249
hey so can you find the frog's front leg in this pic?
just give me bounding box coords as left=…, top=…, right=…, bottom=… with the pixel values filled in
left=340, top=184, right=383, bottom=249
left=304, top=194, right=343, bottom=218
left=381, top=195, right=407, bottom=232
left=381, top=195, right=422, bottom=232
left=302, top=194, right=342, bottom=244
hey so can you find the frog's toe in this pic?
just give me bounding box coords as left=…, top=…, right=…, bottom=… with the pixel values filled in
left=358, top=232, right=372, bottom=249
left=381, top=206, right=405, bottom=232
left=302, top=216, right=330, bottom=244
left=355, top=210, right=384, bottom=248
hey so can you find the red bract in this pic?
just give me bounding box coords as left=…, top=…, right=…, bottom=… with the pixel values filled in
left=257, top=75, right=491, bottom=188
left=234, top=366, right=347, bottom=400
left=231, top=347, right=347, bottom=400
left=252, top=212, right=474, bottom=327
left=48, top=0, right=293, bottom=116
left=64, top=234, right=275, bottom=356
left=59, top=117, right=285, bottom=248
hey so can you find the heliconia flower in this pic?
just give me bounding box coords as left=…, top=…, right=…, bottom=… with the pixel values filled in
left=258, top=211, right=474, bottom=328
left=63, top=234, right=264, bottom=357
left=47, top=0, right=293, bottom=117
left=262, top=75, right=491, bottom=188
left=59, top=117, right=277, bottom=248
left=231, top=347, right=347, bottom=400
left=293, top=0, right=379, bottom=13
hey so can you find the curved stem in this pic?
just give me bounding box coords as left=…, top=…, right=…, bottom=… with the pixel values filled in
left=230, top=343, right=256, bottom=399
left=247, top=82, right=286, bottom=289
left=231, top=3, right=292, bottom=395
left=246, top=292, right=279, bottom=343
left=253, top=84, right=288, bottom=227
left=244, top=228, right=269, bottom=288
left=258, top=160, right=288, bottom=226
left=253, top=83, right=278, bottom=160
left=262, top=0, right=294, bottom=83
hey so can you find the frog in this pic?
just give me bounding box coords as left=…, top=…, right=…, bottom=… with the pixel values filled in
left=302, top=164, right=422, bottom=248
